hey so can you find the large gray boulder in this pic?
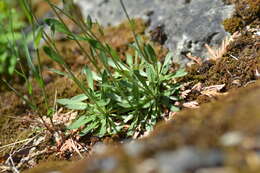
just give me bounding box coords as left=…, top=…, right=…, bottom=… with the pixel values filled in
left=75, top=0, right=234, bottom=64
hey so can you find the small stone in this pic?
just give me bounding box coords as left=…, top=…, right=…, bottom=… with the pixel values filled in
left=85, top=156, right=118, bottom=172
left=195, top=167, right=236, bottom=173
left=220, top=131, right=244, bottom=147
left=123, top=141, right=146, bottom=157
left=232, top=79, right=241, bottom=86
left=136, top=159, right=158, bottom=173
left=92, top=142, right=108, bottom=155
left=155, top=146, right=223, bottom=173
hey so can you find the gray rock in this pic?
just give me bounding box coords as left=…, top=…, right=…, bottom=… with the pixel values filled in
left=85, top=156, right=118, bottom=172
left=123, top=141, right=147, bottom=157
left=75, top=0, right=235, bottom=64
left=195, top=167, right=236, bottom=173
left=154, top=147, right=224, bottom=173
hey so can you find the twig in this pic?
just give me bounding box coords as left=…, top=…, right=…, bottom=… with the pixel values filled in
left=186, top=52, right=203, bottom=65
left=0, top=137, right=35, bottom=150
left=7, top=156, right=19, bottom=173
left=229, top=54, right=238, bottom=60
left=16, top=149, right=48, bottom=169
left=255, top=69, right=260, bottom=78
left=205, top=31, right=240, bottom=61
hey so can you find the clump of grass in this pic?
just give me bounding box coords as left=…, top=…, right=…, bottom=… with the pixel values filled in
left=41, top=0, right=187, bottom=137
left=1, top=0, right=54, bottom=131
left=0, top=0, right=25, bottom=76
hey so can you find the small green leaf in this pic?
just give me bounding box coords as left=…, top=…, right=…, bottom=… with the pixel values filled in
left=126, top=54, right=133, bottom=67
left=144, top=44, right=157, bottom=64
left=65, top=103, right=87, bottom=110
left=68, top=116, right=86, bottom=129
left=169, top=96, right=179, bottom=101
left=43, top=46, right=65, bottom=65
left=170, top=105, right=180, bottom=112
left=80, top=121, right=99, bottom=136
left=92, top=71, right=101, bottom=81
left=123, top=114, right=134, bottom=123
left=67, top=34, right=86, bottom=41
left=19, top=0, right=33, bottom=24
left=22, top=35, right=40, bottom=80
left=86, top=15, right=93, bottom=29
left=161, top=96, right=170, bottom=106
left=71, top=94, right=88, bottom=101
left=101, top=70, right=109, bottom=84
left=47, top=108, right=55, bottom=117
left=172, top=68, right=187, bottom=78
left=57, top=98, right=88, bottom=110
left=59, top=98, right=75, bottom=104
left=142, top=99, right=153, bottom=109
left=98, top=24, right=104, bottom=36
left=0, top=52, right=7, bottom=62
left=83, top=66, right=94, bottom=91
left=98, top=118, right=107, bottom=137
left=48, top=68, right=68, bottom=77
left=118, top=101, right=131, bottom=108
left=67, top=115, right=95, bottom=130
left=8, top=55, right=17, bottom=74
left=109, top=47, right=120, bottom=61
left=0, top=33, right=22, bottom=43
left=107, top=58, right=117, bottom=68
left=161, top=52, right=173, bottom=74
left=146, top=64, right=156, bottom=82
left=34, top=26, right=44, bottom=48
left=97, top=99, right=110, bottom=106
left=133, top=70, right=150, bottom=92
left=87, top=38, right=102, bottom=50
left=27, top=82, right=33, bottom=95
left=45, top=18, right=70, bottom=34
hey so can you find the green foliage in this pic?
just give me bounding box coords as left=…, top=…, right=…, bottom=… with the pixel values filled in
left=2, top=0, right=49, bottom=116
left=1, top=0, right=188, bottom=139
left=44, top=16, right=187, bottom=137
left=0, top=0, right=25, bottom=75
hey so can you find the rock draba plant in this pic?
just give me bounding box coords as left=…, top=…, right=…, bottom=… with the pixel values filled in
left=41, top=0, right=187, bottom=137
left=57, top=51, right=186, bottom=137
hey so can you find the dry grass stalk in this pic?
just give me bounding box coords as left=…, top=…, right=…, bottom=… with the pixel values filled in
left=186, top=53, right=203, bottom=65
left=185, top=31, right=240, bottom=64
left=205, top=31, right=240, bottom=61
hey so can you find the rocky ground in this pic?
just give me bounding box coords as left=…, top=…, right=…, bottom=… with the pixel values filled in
left=0, top=0, right=259, bottom=172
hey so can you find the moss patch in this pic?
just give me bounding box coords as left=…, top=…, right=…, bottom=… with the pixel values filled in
left=23, top=161, right=69, bottom=173
left=179, top=30, right=260, bottom=103
left=223, top=0, right=260, bottom=33
left=0, top=92, right=33, bottom=157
